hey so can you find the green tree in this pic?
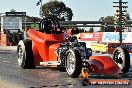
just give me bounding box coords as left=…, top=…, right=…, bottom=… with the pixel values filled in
left=99, top=16, right=115, bottom=32
left=10, top=9, right=16, bottom=12
left=41, top=0, right=73, bottom=21
left=24, top=16, right=40, bottom=22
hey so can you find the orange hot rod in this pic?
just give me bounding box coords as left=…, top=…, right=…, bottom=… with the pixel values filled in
left=17, top=17, right=130, bottom=79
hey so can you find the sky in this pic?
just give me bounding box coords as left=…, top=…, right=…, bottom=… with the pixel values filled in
left=0, top=0, right=131, bottom=21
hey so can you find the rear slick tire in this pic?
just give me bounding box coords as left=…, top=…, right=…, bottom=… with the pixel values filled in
left=113, top=46, right=130, bottom=74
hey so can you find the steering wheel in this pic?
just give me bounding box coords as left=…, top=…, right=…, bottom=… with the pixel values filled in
left=39, top=17, right=61, bottom=34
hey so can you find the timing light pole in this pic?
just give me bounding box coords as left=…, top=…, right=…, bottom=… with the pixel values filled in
left=36, top=0, right=43, bottom=18
left=40, top=0, right=43, bottom=18
left=113, top=0, right=128, bottom=44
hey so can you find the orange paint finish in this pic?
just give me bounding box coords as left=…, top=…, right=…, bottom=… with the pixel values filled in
left=27, top=29, right=45, bottom=44
left=88, top=56, right=121, bottom=75
left=27, top=29, right=65, bottom=63
left=37, top=43, right=49, bottom=61
left=49, top=44, right=60, bottom=61
left=87, top=59, right=104, bottom=73
left=38, top=32, right=64, bottom=42
left=32, top=43, right=43, bottom=66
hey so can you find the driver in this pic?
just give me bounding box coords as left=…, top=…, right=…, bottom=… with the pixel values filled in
left=44, top=19, right=53, bottom=34
left=39, top=17, right=62, bottom=34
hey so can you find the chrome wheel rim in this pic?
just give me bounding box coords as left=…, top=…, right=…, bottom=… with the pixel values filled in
left=17, top=41, right=25, bottom=66
left=113, top=50, right=124, bottom=69
left=18, top=46, right=24, bottom=66
left=66, top=52, right=75, bottom=75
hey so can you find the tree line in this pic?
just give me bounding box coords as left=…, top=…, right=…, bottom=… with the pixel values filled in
left=13, top=0, right=131, bottom=32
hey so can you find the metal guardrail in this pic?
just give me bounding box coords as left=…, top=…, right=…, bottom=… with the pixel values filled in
left=59, top=21, right=113, bottom=24
left=21, top=21, right=132, bottom=27
left=0, top=21, right=132, bottom=27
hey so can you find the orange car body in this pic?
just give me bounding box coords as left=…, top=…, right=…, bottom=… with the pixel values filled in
left=27, top=29, right=64, bottom=66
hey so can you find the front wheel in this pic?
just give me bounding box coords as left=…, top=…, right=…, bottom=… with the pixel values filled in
left=113, top=46, right=130, bottom=74
left=66, top=49, right=82, bottom=78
